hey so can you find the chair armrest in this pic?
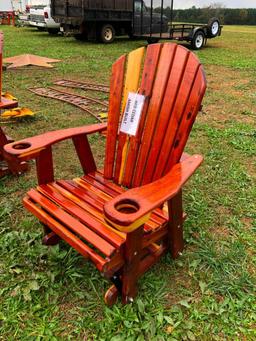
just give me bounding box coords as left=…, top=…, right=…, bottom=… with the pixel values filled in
left=104, top=155, right=203, bottom=233
left=3, top=123, right=107, bottom=162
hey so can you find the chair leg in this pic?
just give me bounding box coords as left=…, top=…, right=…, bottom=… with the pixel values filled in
left=7, top=159, right=28, bottom=175
left=42, top=224, right=60, bottom=246
left=122, top=226, right=143, bottom=304
left=167, top=190, right=184, bottom=259
left=0, top=128, right=28, bottom=176
left=104, top=284, right=119, bottom=306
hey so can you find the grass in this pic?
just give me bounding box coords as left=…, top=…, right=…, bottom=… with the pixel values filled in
left=0, top=25, right=256, bottom=340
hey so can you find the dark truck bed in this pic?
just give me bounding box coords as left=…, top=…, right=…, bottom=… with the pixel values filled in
left=51, top=0, right=135, bottom=42
left=52, top=0, right=133, bottom=25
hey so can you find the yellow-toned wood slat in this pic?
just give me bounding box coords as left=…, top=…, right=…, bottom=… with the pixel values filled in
left=114, top=47, right=146, bottom=184
left=50, top=181, right=126, bottom=240
left=121, top=47, right=145, bottom=113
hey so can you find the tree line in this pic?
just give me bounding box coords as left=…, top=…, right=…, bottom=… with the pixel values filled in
left=156, top=7, right=256, bottom=25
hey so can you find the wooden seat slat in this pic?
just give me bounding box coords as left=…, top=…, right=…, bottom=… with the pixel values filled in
left=79, top=173, right=167, bottom=232
left=82, top=173, right=167, bottom=230
left=82, top=174, right=119, bottom=197
left=74, top=178, right=112, bottom=201
left=38, top=183, right=125, bottom=248
left=88, top=171, right=168, bottom=225
left=56, top=178, right=166, bottom=235
left=57, top=179, right=106, bottom=211
left=27, top=189, right=116, bottom=257
left=58, top=178, right=159, bottom=234
left=46, top=182, right=125, bottom=246
left=23, top=196, right=107, bottom=272
left=0, top=97, right=18, bottom=109
left=92, top=170, right=169, bottom=219
left=62, top=175, right=165, bottom=235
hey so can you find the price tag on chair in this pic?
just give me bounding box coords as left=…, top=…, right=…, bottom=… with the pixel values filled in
left=120, top=92, right=145, bottom=136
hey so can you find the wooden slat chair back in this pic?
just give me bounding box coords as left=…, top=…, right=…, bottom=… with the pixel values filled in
left=105, top=43, right=206, bottom=188
left=4, top=43, right=206, bottom=305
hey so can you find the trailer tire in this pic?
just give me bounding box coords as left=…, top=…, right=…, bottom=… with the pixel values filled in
left=48, top=28, right=59, bottom=35
left=207, top=17, right=220, bottom=38
left=100, top=24, right=115, bottom=43
left=75, top=22, right=89, bottom=41
left=191, top=30, right=205, bottom=50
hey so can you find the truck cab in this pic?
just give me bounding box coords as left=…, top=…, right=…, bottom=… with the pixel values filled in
left=29, top=1, right=60, bottom=34
left=29, top=5, right=46, bottom=30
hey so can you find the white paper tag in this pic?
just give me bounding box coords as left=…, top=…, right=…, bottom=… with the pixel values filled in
left=120, top=92, right=145, bottom=136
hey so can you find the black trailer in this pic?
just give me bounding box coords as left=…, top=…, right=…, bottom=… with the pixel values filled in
left=134, top=1, right=222, bottom=49
left=51, top=0, right=221, bottom=48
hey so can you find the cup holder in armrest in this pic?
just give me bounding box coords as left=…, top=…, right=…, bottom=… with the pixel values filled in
left=114, top=199, right=140, bottom=214
left=12, top=142, right=32, bottom=150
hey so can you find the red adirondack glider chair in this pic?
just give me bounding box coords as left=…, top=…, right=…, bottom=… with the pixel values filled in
left=0, top=31, right=27, bottom=177
left=0, top=31, right=18, bottom=110
left=4, top=43, right=206, bottom=305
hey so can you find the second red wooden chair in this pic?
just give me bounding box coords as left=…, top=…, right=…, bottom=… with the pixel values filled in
left=0, top=31, right=27, bottom=177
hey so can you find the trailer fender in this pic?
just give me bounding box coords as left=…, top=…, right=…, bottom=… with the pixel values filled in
left=188, top=27, right=207, bottom=40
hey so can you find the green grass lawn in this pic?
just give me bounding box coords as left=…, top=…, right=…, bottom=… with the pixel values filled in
left=0, top=25, right=256, bottom=340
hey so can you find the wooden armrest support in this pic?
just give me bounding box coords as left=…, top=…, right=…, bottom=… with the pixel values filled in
left=3, top=123, right=107, bottom=162
left=104, top=155, right=203, bottom=233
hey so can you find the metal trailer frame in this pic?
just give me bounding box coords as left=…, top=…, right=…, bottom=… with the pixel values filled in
left=132, top=0, right=222, bottom=49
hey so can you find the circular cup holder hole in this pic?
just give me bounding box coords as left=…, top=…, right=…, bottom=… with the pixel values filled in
left=115, top=199, right=140, bottom=214
left=12, top=142, right=31, bottom=150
